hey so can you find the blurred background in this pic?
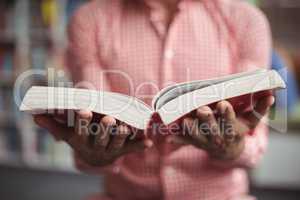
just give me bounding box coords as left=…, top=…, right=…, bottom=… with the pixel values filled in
left=0, top=0, right=299, bottom=199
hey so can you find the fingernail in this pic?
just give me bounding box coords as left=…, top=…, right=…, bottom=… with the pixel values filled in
left=78, top=110, right=92, bottom=119
left=214, top=137, right=222, bottom=147
left=270, top=96, right=275, bottom=106
left=225, top=107, right=229, bottom=114
left=225, top=134, right=235, bottom=142
left=144, top=140, right=153, bottom=148
left=101, top=116, right=117, bottom=125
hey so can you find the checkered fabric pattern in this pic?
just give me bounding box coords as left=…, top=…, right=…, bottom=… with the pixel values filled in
left=66, top=0, right=271, bottom=199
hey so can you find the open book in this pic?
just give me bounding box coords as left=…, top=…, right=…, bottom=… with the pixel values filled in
left=20, top=69, right=286, bottom=129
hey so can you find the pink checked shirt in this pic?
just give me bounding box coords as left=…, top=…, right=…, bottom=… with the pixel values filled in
left=66, top=0, right=271, bottom=200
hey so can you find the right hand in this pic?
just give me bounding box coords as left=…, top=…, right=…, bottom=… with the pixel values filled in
left=33, top=110, right=153, bottom=167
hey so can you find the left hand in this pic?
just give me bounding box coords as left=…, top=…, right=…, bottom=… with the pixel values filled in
left=166, top=91, right=275, bottom=160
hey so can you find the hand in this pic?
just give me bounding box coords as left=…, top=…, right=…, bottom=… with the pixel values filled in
left=34, top=110, right=153, bottom=167
left=166, top=91, right=274, bottom=160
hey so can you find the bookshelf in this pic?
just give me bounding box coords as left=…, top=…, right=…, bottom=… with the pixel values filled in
left=0, top=0, right=85, bottom=172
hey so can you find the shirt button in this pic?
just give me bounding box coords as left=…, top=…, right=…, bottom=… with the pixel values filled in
left=113, top=166, right=120, bottom=174
left=164, top=166, right=176, bottom=177
left=164, top=50, right=174, bottom=60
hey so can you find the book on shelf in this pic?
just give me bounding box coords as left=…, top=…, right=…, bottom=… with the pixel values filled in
left=20, top=69, right=286, bottom=130
left=0, top=0, right=78, bottom=168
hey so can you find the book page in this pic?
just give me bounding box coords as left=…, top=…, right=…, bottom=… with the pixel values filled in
left=20, top=86, right=153, bottom=130
left=152, top=69, right=267, bottom=110
left=158, top=70, right=286, bottom=125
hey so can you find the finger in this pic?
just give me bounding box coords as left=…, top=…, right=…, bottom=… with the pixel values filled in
left=182, top=117, right=208, bottom=146
left=196, top=106, right=221, bottom=147
left=52, top=110, right=69, bottom=124
left=166, top=135, right=191, bottom=146
left=75, top=110, right=93, bottom=144
left=34, top=114, right=85, bottom=153
left=65, top=110, right=92, bottom=152
left=122, top=139, right=153, bottom=155
left=243, top=95, right=275, bottom=130
left=253, top=90, right=273, bottom=100
left=94, top=116, right=117, bottom=150
left=216, top=101, right=237, bottom=143
left=254, top=95, right=275, bottom=115
left=33, top=115, right=70, bottom=141
left=34, top=115, right=92, bottom=157
left=108, top=124, right=131, bottom=154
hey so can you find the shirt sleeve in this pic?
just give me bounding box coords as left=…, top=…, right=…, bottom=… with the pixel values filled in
left=66, top=2, right=117, bottom=174
left=65, top=2, right=111, bottom=91
left=208, top=2, right=272, bottom=169
left=233, top=1, right=272, bottom=72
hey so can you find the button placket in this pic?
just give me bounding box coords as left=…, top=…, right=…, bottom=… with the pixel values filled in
left=161, top=159, right=178, bottom=200
left=160, top=9, right=183, bottom=88
left=149, top=7, right=166, bottom=38
left=161, top=33, right=177, bottom=86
